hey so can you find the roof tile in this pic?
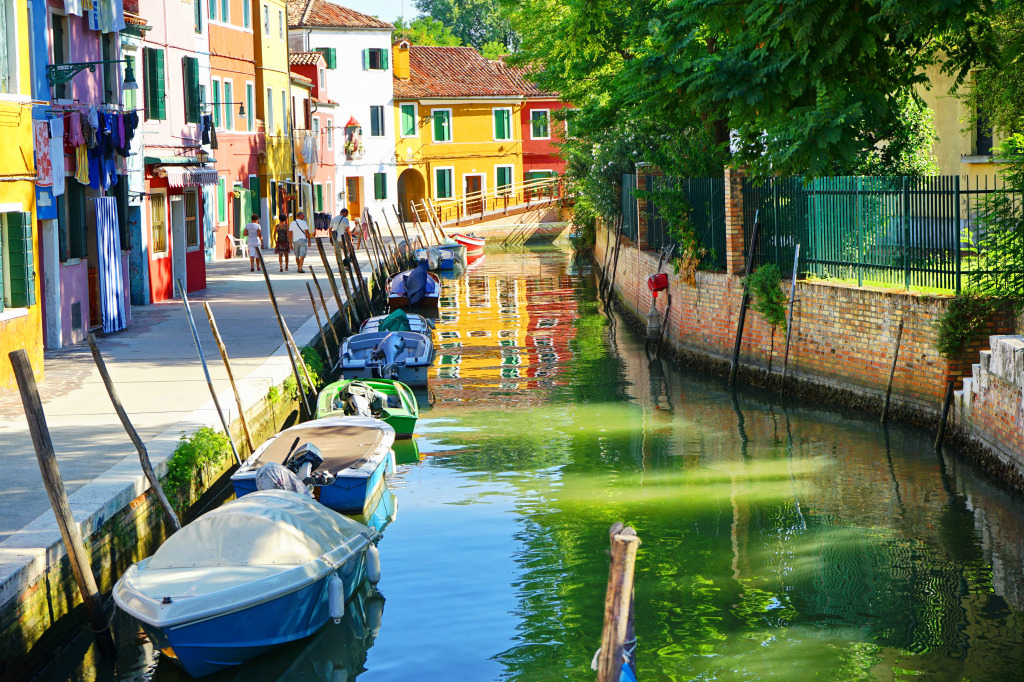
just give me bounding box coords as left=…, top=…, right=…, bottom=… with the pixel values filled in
left=290, top=52, right=325, bottom=66
left=394, top=46, right=523, bottom=99
left=287, top=0, right=392, bottom=29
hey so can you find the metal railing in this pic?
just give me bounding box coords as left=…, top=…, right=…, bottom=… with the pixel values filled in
left=414, top=176, right=564, bottom=227
left=641, top=175, right=726, bottom=270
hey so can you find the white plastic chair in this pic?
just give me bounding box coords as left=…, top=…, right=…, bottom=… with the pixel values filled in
left=230, top=235, right=246, bottom=257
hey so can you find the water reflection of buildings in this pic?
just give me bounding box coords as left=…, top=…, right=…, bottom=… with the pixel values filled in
left=432, top=257, right=579, bottom=405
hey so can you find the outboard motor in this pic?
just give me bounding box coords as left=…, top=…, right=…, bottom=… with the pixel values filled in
left=368, top=332, right=406, bottom=380
left=255, top=462, right=312, bottom=497
left=285, top=443, right=334, bottom=487
left=344, top=393, right=374, bottom=418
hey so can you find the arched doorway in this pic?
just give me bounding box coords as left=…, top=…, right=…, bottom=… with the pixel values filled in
left=397, top=168, right=426, bottom=222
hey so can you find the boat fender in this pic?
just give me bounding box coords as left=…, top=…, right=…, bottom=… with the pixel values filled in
left=328, top=574, right=345, bottom=623
left=388, top=449, right=396, bottom=474
left=366, top=594, right=384, bottom=637
left=366, top=544, right=382, bottom=585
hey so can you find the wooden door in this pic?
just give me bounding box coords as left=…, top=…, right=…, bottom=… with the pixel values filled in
left=346, top=177, right=361, bottom=218
left=465, top=175, right=483, bottom=215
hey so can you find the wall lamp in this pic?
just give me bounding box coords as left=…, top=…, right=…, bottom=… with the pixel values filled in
left=205, top=102, right=248, bottom=118
left=46, top=60, right=137, bottom=90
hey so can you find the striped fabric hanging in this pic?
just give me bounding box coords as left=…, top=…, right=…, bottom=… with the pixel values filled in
left=95, top=197, right=127, bottom=333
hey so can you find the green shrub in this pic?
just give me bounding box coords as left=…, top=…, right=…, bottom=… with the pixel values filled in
left=267, top=384, right=281, bottom=404
left=744, top=263, right=788, bottom=331
left=301, top=346, right=326, bottom=391
left=163, top=427, right=232, bottom=503
left=283, top=376, right=298, bottom=400
left=935, top=293, right=998, bottom=359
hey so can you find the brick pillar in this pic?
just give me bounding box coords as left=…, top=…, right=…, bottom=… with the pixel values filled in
left=724, top=166, right=746, bottom=274
left=636, top=163, right=650, bottom=250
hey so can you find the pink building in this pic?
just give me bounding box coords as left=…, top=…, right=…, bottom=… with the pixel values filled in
left=290, top=50, right=338, bottom=224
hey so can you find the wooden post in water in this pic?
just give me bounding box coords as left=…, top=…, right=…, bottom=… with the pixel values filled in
left=391, top=205, right=413, bottom=257
left=315, top=238, right=355, bottom=333
left=935, top=379, right=956, bottom=450
left=780, top=243, right=801, bottom=387
left=344, top=229, right=375, bottom=316
left=335, top=232, right=370, bottom=320
left=202, top=303, right=255, bottom=455
left=255, top=248, right=313, bottom=416
left=410, top=200, right=432, bottom=247
left=306, top=282, right=331, bottom=361
left=9, top=349, right=118, bottom=659
left=284, top=322, right=316, bottom=394
left=175, top=279, right=241, bottom=465
left=381, top=212, right=406, bottom=268
left=729, top=211, right=761, bottom=387
left=425, top=198, right=446, bottom=243
left=597, top=523, right=640, bottom=682
left=86, top=335, right=181, bottom=531
left=309, top=268, right=343, bottom=350
left=880, top=318, right=905, bottom=424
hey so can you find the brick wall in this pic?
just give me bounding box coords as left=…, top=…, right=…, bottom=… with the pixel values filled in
left=595, top=222, right=1013, bottom=419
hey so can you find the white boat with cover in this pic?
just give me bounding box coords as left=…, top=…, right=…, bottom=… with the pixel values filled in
left=339, top=330, right=434, bottom=387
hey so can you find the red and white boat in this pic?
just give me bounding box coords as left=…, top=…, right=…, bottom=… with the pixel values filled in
left=452, top=233, right=485, bottom=255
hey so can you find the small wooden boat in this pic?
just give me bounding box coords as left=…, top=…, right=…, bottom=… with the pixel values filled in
left=231, top=416, right=395, bottom=514
left=360, top=310, right=433, bottom=335
left=452, top=232, right=485, bottom=254
left=317, top=378, right=419, bottom=439
left=339, top=330, right=435, bottom=387
left=113, top=490, right=382, bottom=679
left=386, top=267, right=441, bottom=310
left=414, top=247, right=456, bottom=270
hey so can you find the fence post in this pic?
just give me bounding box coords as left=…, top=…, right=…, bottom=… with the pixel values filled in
left=856, top=177, right=864, bottom=287
left=902, top=176, right=911, bottom=290
left=954, top=175, right=962, bottom=295
left=724, top=166, right=747, bottom=274
left=636, top=163, right=652, bottom=250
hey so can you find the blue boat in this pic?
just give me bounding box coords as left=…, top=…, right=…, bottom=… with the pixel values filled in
left=113, top=490, right=382, bottom=678
left=414, top=246, right=456, bottom=270
left=231, top=416, right=395, bottom=515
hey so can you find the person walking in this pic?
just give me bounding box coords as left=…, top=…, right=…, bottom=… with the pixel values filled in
left=330, top=207, right=351, bottom=246
left=274, top=213, right=291, bottom=271
left=290, top=210, right=311, bottom=272
left=244, top=214, right=262, bottom=272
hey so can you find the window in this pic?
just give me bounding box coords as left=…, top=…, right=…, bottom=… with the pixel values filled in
left=223, top=80, right=233, bottom=131
left=432, top=109, right=451, bottom=143
left=370, top=105, right=385, bottom=137
left=217, top=177, right=227, bottom=223
left=143, top=47, right=166, bottom=120
left=530, top=109, right=549, bottom=139
left=434, top=168, right=453, bottom=199
left=151, top=192, right=167, bottom=255
left=281, top=90, right=287, bottom=132
left=182, top=56, right=201, bottom=123
left=0, top=211, right=35, bottom=311
left=194, top=0, right=202, bottom=32
left=263, top=4, right=269, bottom=35
left=185, top=190, right=199, bottom=248
left=209, top=0, right=216, bottom=21
left=51, top=14, right=68, bottom=100
left=326, top=121, right=333, bottom=149
left=246, top=82, right=254, bottom=131
left=493, top=107, right=512, bottom=141
left=319, top=68, right=325, bottom=87
left=326, top=181, right=332, bottom=212
left=315, top=184, right=324, bottom=211
left=211, top=78, right=222, bottom=128
left=0, top=1, right=15, bottom=96
left=249, top=175, right=261, bottom=219
left=373, top=172, right=387, bottom=200
left=312, top=116, right=319, bottom=137
left=362, top=48, right=388, bottom=71
left=266, top=87, right=274, bottom=132
left=400, top=103, right=417, bottom=137
left=242, top=0, right=250, bottom=28
left=102, top=35, right=118, bottom=104
left=496, top=165, right=513, bottom=195
left=316, top=47, right=337, bottom=69
left=220, top=0, right=229, bottom=24
left=977, top=101, right=993, bottom=156
left=278, top=10, right=283, bottom=39
left=57, top=182, right=86, bottom=261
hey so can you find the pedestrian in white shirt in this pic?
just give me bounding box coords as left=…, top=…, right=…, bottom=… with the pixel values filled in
left=330, top=207, right=352, bottom=246
left=289, top=210, right=311, bottom=272
left=243, top=214, right=262, bottom=272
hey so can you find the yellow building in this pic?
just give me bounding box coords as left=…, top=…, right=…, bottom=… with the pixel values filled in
left=0, top=0, right=42, bottom=393
left=393, top=43, right=525, bottom=222
left=256, top=0, right=295, bottom=228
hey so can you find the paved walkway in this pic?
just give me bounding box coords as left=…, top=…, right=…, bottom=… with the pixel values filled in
left=0, top=254, right=367, bottom=543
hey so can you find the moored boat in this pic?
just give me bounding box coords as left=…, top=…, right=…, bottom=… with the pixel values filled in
left=231, top=416, right=396, bottom=514
left=359, top=309, right=433, bottom=335
left=414, top=247, right=456, bottom=270
left=452, top=232, right=485, bottom=254
left=113, top=490, right=382, bottom=679
left=316, top=378, right=419, bottom=439
left=386, top=263, right=441, bottom=310
left=339, top=331, right=435, bottom=387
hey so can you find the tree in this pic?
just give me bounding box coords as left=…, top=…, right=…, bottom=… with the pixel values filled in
left=414, top=0, right=517, bottom=51
left=961, top=2, right=1024, bottom=136
left=392, top=16, right=462, bottom=47
left=481, top=40, right=508, bottom=60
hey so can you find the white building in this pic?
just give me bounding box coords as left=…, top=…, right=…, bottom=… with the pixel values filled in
left=286, top=0, right=397, bottom=225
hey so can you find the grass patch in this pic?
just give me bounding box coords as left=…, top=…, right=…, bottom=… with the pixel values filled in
left=163, top=427, right=232, bottom=509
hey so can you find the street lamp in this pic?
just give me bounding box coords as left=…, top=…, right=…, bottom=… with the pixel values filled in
left=46, top=60, right=137, bottom=90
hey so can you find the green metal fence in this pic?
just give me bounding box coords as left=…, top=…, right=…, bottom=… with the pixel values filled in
left=742, top=175, right=1006, bottom=293
left=641, top=175, right=727, bottom=270
left=621, top=173, right=639, bottom=242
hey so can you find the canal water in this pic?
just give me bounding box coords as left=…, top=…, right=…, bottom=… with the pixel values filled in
left=41, top=247, right=1024, bottom=681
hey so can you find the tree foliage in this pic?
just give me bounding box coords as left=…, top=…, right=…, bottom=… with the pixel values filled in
left=962, top=2, right=1024, bottom=136
left=414, top=0, right=517, bottom=51
left=393, top=16, right=462, bottom=47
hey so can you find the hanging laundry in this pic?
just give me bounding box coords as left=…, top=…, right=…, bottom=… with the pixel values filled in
left=81, top=112, right=96, bottom=148
left=95, top=197, right=127, bottom=333
left=123, top=110, right=139, bottom=149
left=33, top=121, right=53, bottom=189
left=82, top=0, right=94, bottom=9
left=209, top=119, right=218, bottom=150
left=50, top=116, right=66, bottom=197
left=86, top=3, right=100, bottom=31
left=75, top=145, right=90, bottom=185
left=98, top=0, right=125, bottom=33
left=64, top=0, right=83, bottom=16
left=201, top=115, right=212, bottom=145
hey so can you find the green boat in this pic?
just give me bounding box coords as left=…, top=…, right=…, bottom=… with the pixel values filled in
left=316, top=379, right=419, bottom=439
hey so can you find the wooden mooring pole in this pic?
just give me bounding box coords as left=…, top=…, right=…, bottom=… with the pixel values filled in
left=202, top=303, right=255, bottom=455
left=308, top=269, right=343, bottom=352
left=880, top=318, right=905, bottom=425
left=780, top=243, right=801, bottom=387
left=315, top=238, right=355, bottom=334
left=729, top=211, right=761, bottom=387
left=175, top=279, right=241, bottom=465
left=306, top=282, right=332, bottom=362
left=86, top=335, right=181, bottom=531
left=935, top=379, right=956, bottom=450
left=596, top=522, right=640, bottom=682
left=9, top=349, right=118, bottom=659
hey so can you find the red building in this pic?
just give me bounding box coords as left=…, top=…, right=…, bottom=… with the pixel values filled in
left=502, top=65, right=569, bottom=184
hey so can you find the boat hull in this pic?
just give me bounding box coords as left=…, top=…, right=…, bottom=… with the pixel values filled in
left=138, top=557, right=369, bottom=678
left=341, top=363, right=430, bottom=389
left=452, top=233, right=484, bottom=254
left=316, top=380, right=419, bottom=438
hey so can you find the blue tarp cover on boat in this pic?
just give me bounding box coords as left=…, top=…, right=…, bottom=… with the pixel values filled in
left=403, top=261, right=430, bottom=305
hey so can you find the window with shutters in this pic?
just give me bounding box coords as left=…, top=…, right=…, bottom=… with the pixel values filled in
left=315, top=47, right=337, bottom=69
left=223, top=80, right=234, bottom=131
left=185, top=190, right=199, bottom=249
left=51, top=14, right=69, bottom=100
left=495, top=165, right=513, bottom=195
left=432, top=109, right=452, bottom=143
left=530, top=109, right=550, bottom=139
left=209, top=0, right=216, bottom=21
left=266, top=86, right=274, bottom=132
left=143, top=47, right=166, bottom=121
left=242, top=0, right=250, bottom=27
left=400, top=103, right=417, bottom=138
left=57, top=182, right=87, bottom=261
left=326, top=121, right=333, bottom=149
left=0, top=211, right=36, bottom=311
left=0, top=0, right=10, bottom=96
left=363, top=48, right=388, bottom=71
left=217, top=177, right=227, bottom=223
left=220, top=0, right=229, bottom=23
left=434, top=167, right=453, bottom=200
left=373, top=172, right=387, bottom=200
left=278, top=10, right=283, bottom=39
left=211, top=78, right=222, bottom=128
left=493, top=107, right=512, bottom=141
left=315, top=184, right=324, bottom=211
left=370, top=105, right=385, bottom=137
left=263, top=4, right=269, bottom=35
left=246, top=82, right=254, bottom=131
left=151, top=192, right=167, bottom=255
left=183, top=56, right=201, bottom=123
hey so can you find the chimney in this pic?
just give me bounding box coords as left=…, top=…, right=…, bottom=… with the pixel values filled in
left=393, top=40, right=411, bottom=80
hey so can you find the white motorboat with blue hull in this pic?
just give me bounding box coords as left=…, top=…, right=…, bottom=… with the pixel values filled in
left=231, top=417, right=396, bottom=515
left=359, top=311, right=433, bottom=335
left=339, top=331, right=434, bottom=388
left=414, top=247, right=456, bottom=270
left=113, top=491, right=382, bottom=679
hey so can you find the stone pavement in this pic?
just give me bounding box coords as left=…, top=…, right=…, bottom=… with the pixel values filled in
left=0, top=254, right=367, bottom=544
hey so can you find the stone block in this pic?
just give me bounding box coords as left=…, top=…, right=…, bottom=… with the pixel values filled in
left=962, top=378, right=973, bottom=408
left=980, top=350, right=992, bottom=373
left=972, top=364, right=981, bottom=393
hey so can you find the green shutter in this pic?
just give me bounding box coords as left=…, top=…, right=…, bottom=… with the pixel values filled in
left=362, top=49, right=370, bottom=70
left=316, top=47, right=337, bottom=69
left=436, top=170, right=450, bottom=199
left=145, top=48, right=166, bottom=121
left=382, top=49, right=388, bottom=69
left=67, top=182, right=87, bottom=259
left=401, top=104, right=415, bottom=137
left=143, top=48, right=154, bottom=119
left=218, top=178, right=226, bottom=223
left=494, top=109, right=509, bottom=140
left=373, top=173, right=387, bottom=200
left=315, top=184, right=323, bottom=211
left=7, top=212, right=36, bottom=308
left=433, top=111, right=449, bottom=142
left=209, top=0, right=216, bottom=20
left=183, top=57, right=200, bottom=124
left=249, top=176, right=261, bottom=219
left=194, top=0, right=202, bottom=33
